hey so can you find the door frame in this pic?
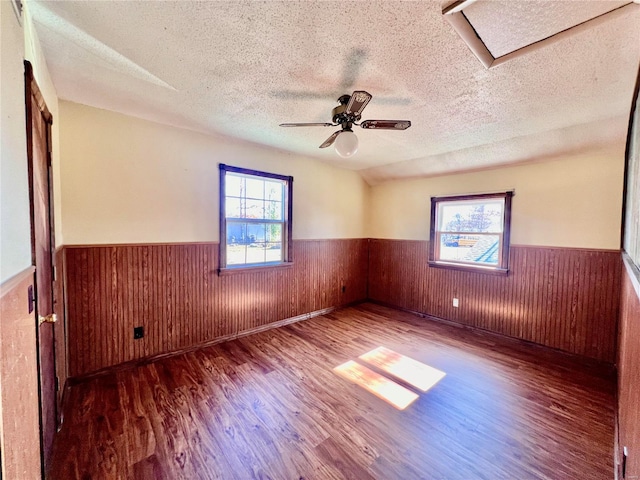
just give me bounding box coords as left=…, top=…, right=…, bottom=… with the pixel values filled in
left=24, top=60, right=58, bottom=477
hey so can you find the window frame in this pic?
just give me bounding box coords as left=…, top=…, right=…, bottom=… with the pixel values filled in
left=428, top=191, right=513, bottom=275
left=218, top=164, right=293, bottom=274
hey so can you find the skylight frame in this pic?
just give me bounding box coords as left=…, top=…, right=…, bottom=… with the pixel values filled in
left=442, top=0, right=637, bottom=69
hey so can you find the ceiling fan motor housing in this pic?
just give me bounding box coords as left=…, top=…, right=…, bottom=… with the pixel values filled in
left=332, top=98, right=360, bottom=127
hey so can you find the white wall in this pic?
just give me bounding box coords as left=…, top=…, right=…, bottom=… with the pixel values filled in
left=23, top=2, right=62, bottom=246
left=0, top=2, right=61, bottom=283
left=0, top=1, right=31, bottom=283
left=368, top=147, right=625, bottom=249
left=59, top=101, right=370, bottom=244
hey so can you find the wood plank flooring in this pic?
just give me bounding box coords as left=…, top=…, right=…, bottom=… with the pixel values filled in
left=49, top=303, right=616, bottom=479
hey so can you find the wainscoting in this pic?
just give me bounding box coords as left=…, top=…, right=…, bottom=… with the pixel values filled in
left=368, top=239, right=621, bottom=363
left=0, top=267, right=41, bottom=479
left=618, top=257, right=640, bottom=478
left=64, top=239, right=368, bottom=377
left=63, top=238, right=621, bottom=377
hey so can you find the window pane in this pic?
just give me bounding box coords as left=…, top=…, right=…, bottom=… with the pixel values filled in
left=227, top=222, right=247, bottom=244
left=227, top=244, right=247, bottom=265
left=245, top=178, right=264, bottom=199
left=225, top=197, right=241, bottom=218
left=265, top=243, right=283, bottom=262
left=245, top=199, right=264, bottom=219
left=266, top=223, right=282, bottom=242
left=226, top=175, right=243, bottom=197
left=439, top=200, right=504, bottom=233
left=439, top=234, right=500, bottom=265
left=247, top=223, right=266, bottom=243
left=265, top=200, right=283, bottom=220
left=265, top=181, right=283, bottom=201
left=246, top=243, right=267, bottom=264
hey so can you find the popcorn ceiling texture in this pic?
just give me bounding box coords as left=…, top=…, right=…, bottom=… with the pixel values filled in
left=464, top=0, right=629, bottom=58
left=29, top=1, right=640, bottom=183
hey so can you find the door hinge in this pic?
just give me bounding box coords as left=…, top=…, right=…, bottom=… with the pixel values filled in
left=28, top=285, right=35, bottom=314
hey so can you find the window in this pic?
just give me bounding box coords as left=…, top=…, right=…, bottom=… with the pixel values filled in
left=429, top=191, right=513, bottom=274
left=219, top=164, right=293, bottom=272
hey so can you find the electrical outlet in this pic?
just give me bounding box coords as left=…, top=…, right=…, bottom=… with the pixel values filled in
left=133, top=326, right=144, bottom=340
left=453, top=298, right=459, bottom=308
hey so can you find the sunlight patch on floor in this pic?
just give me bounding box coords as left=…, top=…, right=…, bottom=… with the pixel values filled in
left=359, top=346, right=446, bottom=392
left=333, top=360, right=419, bottom=410
left=334, top=348, right=446, bottom=410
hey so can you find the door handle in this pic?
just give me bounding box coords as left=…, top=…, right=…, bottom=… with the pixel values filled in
left=39, top=313, right=57, bottom=325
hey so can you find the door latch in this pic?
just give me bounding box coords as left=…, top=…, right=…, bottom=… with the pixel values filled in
left=38, top=313, right=57, bottom=325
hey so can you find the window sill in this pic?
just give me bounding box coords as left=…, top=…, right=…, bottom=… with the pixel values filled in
left=428, top=261, right=509, bottom=276
left=218, top=262, right=294, bottom=276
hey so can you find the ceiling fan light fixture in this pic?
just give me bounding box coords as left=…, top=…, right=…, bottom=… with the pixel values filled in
left=334, top=130, right=358, bottom=158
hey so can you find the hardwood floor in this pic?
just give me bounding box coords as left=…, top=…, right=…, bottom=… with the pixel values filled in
left=49, top=303, right=616, bottom=479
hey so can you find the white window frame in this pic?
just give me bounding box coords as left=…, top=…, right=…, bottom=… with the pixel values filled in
left=218, top=164, right=293, bottom=274
left=428, top=191, right=513, bottom=275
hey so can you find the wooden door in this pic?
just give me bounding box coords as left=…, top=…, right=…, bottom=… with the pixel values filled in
left=25, top=60, right=57, bottom=473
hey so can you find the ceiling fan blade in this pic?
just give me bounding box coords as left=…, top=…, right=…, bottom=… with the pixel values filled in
left=280, top=122, right=335, bottom=127
left=345, top=90, right=372, bottom=117
left=360, top=120, right=411, bottom=130
left=319, top=131, right=341, bottom=148
left=271, top=90, right=335, bottom=100
left=339, top=48, right=368, bottom=91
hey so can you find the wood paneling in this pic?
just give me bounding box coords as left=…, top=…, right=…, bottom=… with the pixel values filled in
left=368, top=239, right=621, bottom=363
left=0, top=267, right=42, bottom=479
left=49, top=303, right=616, bottom=479
left=64, top=239, right=368, bottom=377
left=618, top=256, right=640, bottom=479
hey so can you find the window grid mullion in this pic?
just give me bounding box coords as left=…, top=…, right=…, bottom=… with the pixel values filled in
left=437, top=231, right=501, bottom=235
left=226, top=218, right=283, bottom=224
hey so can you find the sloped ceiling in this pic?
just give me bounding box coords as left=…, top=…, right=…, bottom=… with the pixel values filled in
left=29, top=1, right=640, bottom=184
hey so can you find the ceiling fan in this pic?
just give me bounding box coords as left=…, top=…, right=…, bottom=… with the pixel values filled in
left=279, top=90, right=411, bottom=158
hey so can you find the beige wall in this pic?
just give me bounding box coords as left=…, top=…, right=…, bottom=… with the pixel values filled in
left=1, top=1, right=31, bottom=283
left=59, top=101, right=369, bottom=245
left=58, top=99, right=625, bottom=249
left=0, top=2, right=61, bottom=284
left=368, top=147, right=625, bottom=249
left=23, top=2, right=62, bottom=247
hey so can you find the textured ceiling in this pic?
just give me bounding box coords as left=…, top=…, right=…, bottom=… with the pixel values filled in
left=29, top=1, right=640, bottom=184
left=464, top=0, right=630, bottom=57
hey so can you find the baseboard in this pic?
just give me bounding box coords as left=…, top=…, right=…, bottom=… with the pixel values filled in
left=367, top=299, right=617, bottom=375
left=68, top=300, right=364, bottom=385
